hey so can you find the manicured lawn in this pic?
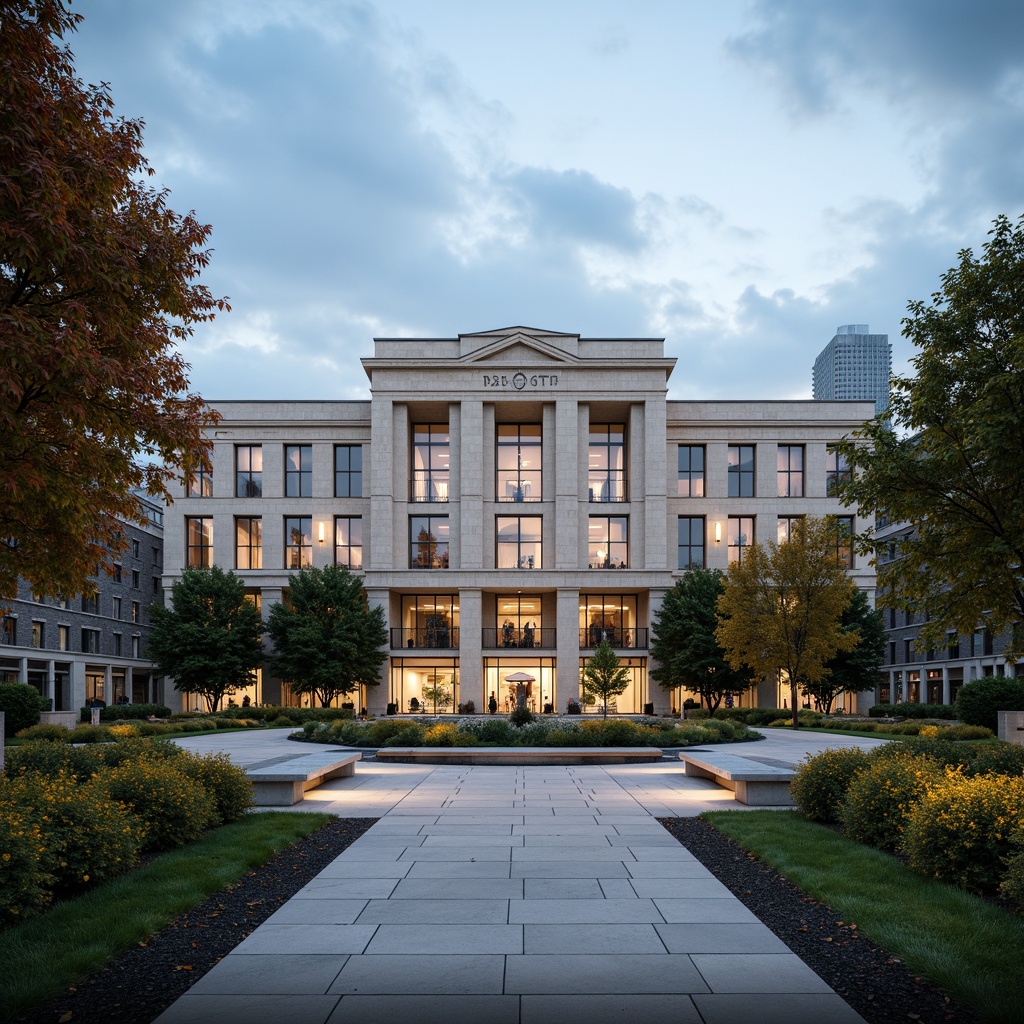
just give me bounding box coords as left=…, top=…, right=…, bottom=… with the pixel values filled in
left=706, top=809, right=1024, bottom=1024
left=0, top=811, right=332, bottom=1018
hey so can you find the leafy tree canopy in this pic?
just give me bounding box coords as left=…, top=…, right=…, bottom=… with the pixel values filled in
left=147, top=567, right=264, bottom=713
left=801, top=588, right=885, bottom=714
left=266, top=566, right=387, bottom=708
left=717, top=517, right=858, bottom=727
left=0, top=1, right=225, bottom=601
left=650, top=567, right=756, bottom=713
left=837, top=213, right=1024, bottom=659
left=581, top=639, right=631, bottom=717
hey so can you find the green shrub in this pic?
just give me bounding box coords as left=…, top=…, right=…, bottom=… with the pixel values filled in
left=381, top=725, right=425, bottom=746
left=473, top=719, right=518, bottom=745
left=66, top=723, right=113, bottom=744
left=1000, top=824, right=1024, bottom=906
left=173, top=752, right=253, bottom=824
left=516, top=722, right=554, bottom=746
left=543, top=726, right=591, bottom=746
left=104, top=759, right=217, bottom=851
left=903, top=769, right=1024, bottom=894
left=840, top=753, right=941, bottom=850
left=0, top=785, right=53, bottom=922
left=79, top=703, right=172, bottom=723
left=329, top=720, right=367, bottom=745
left=0, top=683, right=49, bottom=737
left=13, top=723, right=70, bottom=742
left=685, top=707, right=711, bottom=720
left=932, top=724, right=993, bottom=741
left=964, top=742, right=1024, bottom=777
left=868, top=702, right=957, bottom=719
left=954, top=678, right=1024, bottom=732
left=789, top=748, right=870, bottom=823
left=588, top=719, right=660, bottom=747
left=509, top=707, right=535, bottom=728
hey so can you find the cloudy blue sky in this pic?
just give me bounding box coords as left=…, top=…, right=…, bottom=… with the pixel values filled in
left=69, top=0, right=1024, bottom=400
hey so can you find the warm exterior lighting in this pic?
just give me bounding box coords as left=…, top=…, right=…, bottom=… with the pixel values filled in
left=714, top=521, right=722, bottom=544
left=318, top=521, right=325, bottom=544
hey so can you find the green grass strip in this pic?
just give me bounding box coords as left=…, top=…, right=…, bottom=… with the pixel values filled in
left=0, top=811, right=332, bottom=1018
left=705, top=810, right=1024, bottom=1024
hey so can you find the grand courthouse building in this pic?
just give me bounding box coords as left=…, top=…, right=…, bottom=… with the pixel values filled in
left=164, top=326, right=876, bottom=716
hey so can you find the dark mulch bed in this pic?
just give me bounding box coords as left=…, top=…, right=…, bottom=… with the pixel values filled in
left=660, top=816, right=985, bottom=1024
left=14, top=817, right=376, bottom=1024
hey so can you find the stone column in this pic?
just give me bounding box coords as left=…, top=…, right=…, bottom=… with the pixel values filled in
left=370, top=397, right=395, bottom=569
left=557, top=587, right=580, bottom=710
left=260, top=588, right=284, bottom=705
left=365, top=587, right=390, bottom=716
left=459, top=588, right=483, bottom=711
left=555, top=401, right=581, bottom=569
left=46, top=660, right=56, bottom=710
left=103, top=664, right=113, bottom=706
left=642, top=399, right=667, bottom=571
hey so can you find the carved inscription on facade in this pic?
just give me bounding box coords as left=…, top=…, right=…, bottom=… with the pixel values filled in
left=482, top=372, right=559, bottom=390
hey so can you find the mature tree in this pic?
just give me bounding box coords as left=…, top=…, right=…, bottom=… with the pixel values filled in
left=0, top=1, right=225, bottom=601
left=801, top=588, right=885, bottom=714
left=717, top=518, right=858, bottom=727
left=650, top=568, right=756, bottom=714
left=266, top=566, right=387, bottom=708
left=147, top=567, right=264, bottom=713
left=581, top=639, right=631, bottom=717
left=837, top=213, right=1024, bottom=660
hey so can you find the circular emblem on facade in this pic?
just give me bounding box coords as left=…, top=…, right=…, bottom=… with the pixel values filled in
left=512, top=372, right=527, bottom=390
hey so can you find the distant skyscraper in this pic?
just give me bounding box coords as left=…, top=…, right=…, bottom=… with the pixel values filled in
left=812, top=325, right=891, bottom=416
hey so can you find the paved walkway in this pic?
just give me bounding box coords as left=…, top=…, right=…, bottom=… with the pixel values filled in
left=153, top=730, right=881, bottom=1024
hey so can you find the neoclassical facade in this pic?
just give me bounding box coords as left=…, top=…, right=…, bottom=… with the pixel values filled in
left=164, top=327, right=876, bottom=715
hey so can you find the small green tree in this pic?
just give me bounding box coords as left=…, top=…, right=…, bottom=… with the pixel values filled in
left=801, top=588, right=885, bottom=713
left=421, top=681, right=453, bottom=714
left=650, top=568, right=756, bottom=713
left=716, top=517, right=858, bottom=728
left=147, top=567, right=264, bottom=712
left=582, top=640, right=630, bottom=717
left=0, top=683, right=50, bottom=736
left=266, top=566, right=387, bottom=708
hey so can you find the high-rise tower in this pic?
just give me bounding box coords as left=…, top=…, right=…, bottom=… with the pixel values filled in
left=812, top=325, right=891, bottom=416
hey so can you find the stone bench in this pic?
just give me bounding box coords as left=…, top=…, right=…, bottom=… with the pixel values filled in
left=679, top=751, right=795, bottom=806
left=375, top=746, right=664, bottom=766
left=245, top=752, right=361, bottom=805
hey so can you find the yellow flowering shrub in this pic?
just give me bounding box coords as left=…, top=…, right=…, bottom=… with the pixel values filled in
left=422, top=723, right=461, bottom=747
left=789, top=747, right=870, bottom=823
left=0, top=783, right=53, bottom=922
left=173, top=751, right=253, bottom=824
left=3, top=769, right=144, bottom=891
left=104, top=759, right=217, bottom=851
left=903, top=769, right=1024, bottom=894
left=840, top=752, right=941, bottom=851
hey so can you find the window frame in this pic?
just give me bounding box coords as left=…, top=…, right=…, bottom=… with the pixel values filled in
left=826, top=447, right=853, bottom=496
left=587, top=515, right=629, bottom=569
left=727, top=516, right=755, bottom=564
left=235, top=444, right=263, bottom=498
left=496, top=424, right=542, bottom=502
left=727, top=445, right=755, bottom=498
left=777, top=515, right=805, bottom=545
left=676, top=445, right=705, bottom=498
left=588, top=423, right=627, bottom=502
left=777, top=444, right=804, bottom=498
left=334, top=445, right=363, bottom=498
left=334, top=516, right=363, bottom=570
left=186, top=466, right=213, bottom=497
left=409, top=515, right=450, bottom=569
left=496, top=515, right=543, bottom=569
left=411, top=424, right=450, bottom=502
left=284, top=516, right=313, bottom=570
left=236, top=516, right=263, bottom=570
left=677, top=515, right=705, bottom=569
left=284, top=444, right=313, bottom=498
left=185, top=516, right=213, bottom=568
left=835, top=515, right=855, bottom=569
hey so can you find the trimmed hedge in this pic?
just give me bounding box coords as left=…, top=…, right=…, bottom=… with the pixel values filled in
left=0, top=684, right=50, bottom=737
left=954, top=678, right=1024, bottom=732
left=79, top=703, right=172, bottom=723
left=867, top=702, right=957, bottom=719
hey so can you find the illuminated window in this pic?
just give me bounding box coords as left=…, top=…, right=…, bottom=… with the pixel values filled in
left=410, top=516, right=449, bottom=569
left=236, top=517, right=263, bottom=570
left=335, top=517, right=363, bottom=570
left=728, top=516, right=754, bottom=564
left=284, top=516, right=312, bottom=569
left=185, top=517, right=213, bottom=568
left=285, top=445, right=312, bottom=497
left=777, top=445, right=804, bottom=497
left=727, top=445, right=755, bottom=497
left=588, top=516, right=628, bottom=568
left=496, top=516, right=542, bottom=569
left=677, top=446, right=705, bottom=497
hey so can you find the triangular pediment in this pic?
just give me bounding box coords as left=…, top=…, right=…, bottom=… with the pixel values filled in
left=459, top=330, right=579, bottom=364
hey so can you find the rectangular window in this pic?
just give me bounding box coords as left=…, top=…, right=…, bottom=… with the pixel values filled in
left=580, top=594, right=638, bottom=649
left=153, top=577, right=160, bottom=595
left=132, top=539, right=140, bottom=558
left=131, top=570, right=140, bottom=589
left=81, top=591, right=98, bottom=614
left=677, top=445, right=705, bottom=497
left=727, top=445, right=755, bottom=497
left=948, top=634, right=960, bottom=659
left=236, top=516, right=263, bottom=570
left=113, top=633, right=122, bottom=656
left=132, top=636, right=141, bottom=658
left=677, top=516, right=705, bottom=569
left=835, top=515, right=855, bottom=569
left=728, top=516, right=754, bottom=564
left=81, top=628, right=100, bottom=654
left=588, top=424, right=626, bottom=502
left=112, top=596, right=122, bottom=619
left=236, top=445, right=263, bottom=498
left=588, top=516, right=628, bottom=568
left=496, top=516, right=542, bottom=569
left=777, top=516, right=804, bottom=545
left=31, top=621, right=44, bottom=649
left=58, top=624, right=69, bottom=651
left=186, top=517, right=213, bottom=568
left=496, top=424, right=542, bottom=501
left=904, top=639, right=913, bottom=664
left=152, top=546, right=161, bottom=567
left=888, top=642, right=896, bottom=666
left=1, top=616, right=16, bottom=645
left=112, top=564, right=122, bottom=583
left=284, top=516, right=313, bottom=569
left=335, top=445, right=363, bottom=498
left=826, top=448, right=853, bottom=496
left=410, top=516, right=450, bottom=569
left=186, top=466, right=213, bottom=497
left=411, top=425, right=450, bottom=502
left=777, top=445, right=804, bottom=498
left=285, top=444, right=313, bottom=497
left=131, top=601, right=140, bottom=623
left=335, top=517, right=363, bottom=570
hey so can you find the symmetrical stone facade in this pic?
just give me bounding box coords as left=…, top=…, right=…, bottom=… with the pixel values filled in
left=163, top=327, right=876, bottom=715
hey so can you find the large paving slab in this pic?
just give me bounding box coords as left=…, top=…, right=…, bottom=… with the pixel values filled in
left=156, top=732, right=881, bottom=1022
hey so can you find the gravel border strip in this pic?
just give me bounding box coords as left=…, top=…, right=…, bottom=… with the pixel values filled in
left=13, top=817, right=376, bottom=1024
left=659, top=816, right=984, bottom=1024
